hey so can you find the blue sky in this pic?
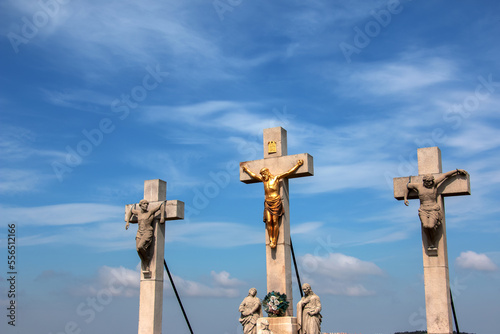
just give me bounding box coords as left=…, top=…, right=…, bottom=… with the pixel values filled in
left=1, top=0, right=499, bottom=333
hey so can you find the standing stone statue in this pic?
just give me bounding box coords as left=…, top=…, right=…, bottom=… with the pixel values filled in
left=297, top=283, right=322, bottom=334
left=404, top=169, right=468, bottom=250
left=242, top=160, right=303, bottom=248
left=239, top=288, right=262, bottom=334
left=125, top=199, right=165, bottom=273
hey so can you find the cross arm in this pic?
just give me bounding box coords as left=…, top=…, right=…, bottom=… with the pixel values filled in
left=124, top=200, right=185, bottom=222
left=393, top=173, right=470, bottom=200
left=239, top=153, right=314, bottom=184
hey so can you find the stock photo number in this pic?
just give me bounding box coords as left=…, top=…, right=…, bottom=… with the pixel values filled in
left=7, top=223, right=17, bottom=326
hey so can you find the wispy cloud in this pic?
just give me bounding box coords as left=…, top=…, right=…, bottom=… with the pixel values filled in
left=2, top=203, right=122, bottom=226
left=56, top=265, right=245, bottom=298
left=299, top=253, right=384, bottom=296
left=166, top=222, right=262, bottom=248
left=455, top=251, right=498, bottom=272
left=446, top=121, right=500, bottom=153
left=347, top=57, right=455, bottom=96
left=142, top=101, right=273, bottom=136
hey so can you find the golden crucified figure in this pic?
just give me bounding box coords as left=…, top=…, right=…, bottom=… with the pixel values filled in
left=242, top=160, right=303, bottom=248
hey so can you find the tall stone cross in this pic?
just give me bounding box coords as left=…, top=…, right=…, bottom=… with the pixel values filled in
left=124, top=179, right=184, bottom=334
left=240, top=127, right=314, bottom=316
left=393, top=147, right=470, bottom=334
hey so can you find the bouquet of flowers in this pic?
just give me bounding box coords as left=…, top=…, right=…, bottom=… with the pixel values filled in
left=262, top=291, right=289, bottom=317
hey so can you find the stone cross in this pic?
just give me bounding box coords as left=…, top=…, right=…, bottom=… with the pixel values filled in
left=124, top=179, right=184, bottom=334
left=240, top=127, right=314, bottom=316
left=393, top=147, right=470, bottom=334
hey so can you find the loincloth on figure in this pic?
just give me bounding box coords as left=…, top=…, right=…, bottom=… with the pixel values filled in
left=263, top=196, right=283, bottom=223
left=418, top=204, right=443, bottom=230
left=136, top=227, right=154, bottom=250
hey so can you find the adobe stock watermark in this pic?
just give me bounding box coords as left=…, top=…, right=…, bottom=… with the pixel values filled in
left=213, top=0, right=243, bottom=21
left=383, top=74, right=498, bottom=191
left=339, top=0, right=412, bottom=64
left=8, top=0, right=73, bottom=54
left=183, top=106, right=295, bottom=222
left=51, top=64, right=169, bottom=182
left=443, top=74, right=498, bottom=129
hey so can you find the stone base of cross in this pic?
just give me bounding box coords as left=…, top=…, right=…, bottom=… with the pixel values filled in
left=393, top=147, right=470, bottom=334
left=124, top=179, right=184, bottom=334
left=240, top=127, right=314, bottom=322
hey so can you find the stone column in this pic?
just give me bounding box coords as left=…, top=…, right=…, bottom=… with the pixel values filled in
left=418, top=148, right=453, bottom=334
left=139, top=179, right=166, bottom=334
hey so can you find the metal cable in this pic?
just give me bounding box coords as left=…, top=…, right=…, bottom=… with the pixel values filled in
left=450, top=288, right=460, bottom=334
left=290, top=238, right=303, bottom=298
left=164, top=259, right=194, bottom=334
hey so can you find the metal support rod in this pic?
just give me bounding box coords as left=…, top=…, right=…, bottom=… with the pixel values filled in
left=290, top=238, right=303, bottom=298
left=450, top=288, right=460, bottom=334
left=164, top=259, right=194, bottom=334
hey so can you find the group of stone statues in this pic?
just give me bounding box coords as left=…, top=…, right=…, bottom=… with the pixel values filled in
left=239, top=285, right=322, bottom=334
left=124, top=157, right=468, bottom=334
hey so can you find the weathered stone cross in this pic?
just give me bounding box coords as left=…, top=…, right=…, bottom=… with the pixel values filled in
left=124, top=179, right=184, bottom=334
left=393, top=147, right=470, bottom=334
left=240, top=127, right=314, bottom=317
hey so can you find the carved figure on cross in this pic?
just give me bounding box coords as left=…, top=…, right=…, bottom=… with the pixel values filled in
left=393, top=147, right=470, bottom=334
left=404, top=169, right=468, bottom=250
left=242, top=159, right=304, bottom=248
left=125, top=199, right=166, bottom=272
left=123, top=179, right=184, bottom=334
left=240, top=127, right=314, bottom=317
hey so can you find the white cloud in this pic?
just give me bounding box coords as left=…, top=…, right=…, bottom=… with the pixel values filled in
left=0, top=168, right=49, bottom=194
left=1, top=203, right=122, bottom=226
left=299, top=253, right=384, bottom=296
left=142, top=101, right=274, bottom=137
left=167, top=273, right=241, bottom=298
left=455, top=251, right=498, bottom=272
left=166, top=222, right=262, bottom=248
left=291, top=222, right=324, bottom=235
left=342, top=56, right=455, bottom=97
left=447, top=122, right=500, bottom=153
left=211, top=271, right=245, bottom=288
left=44, top=265, right=245, bottom=298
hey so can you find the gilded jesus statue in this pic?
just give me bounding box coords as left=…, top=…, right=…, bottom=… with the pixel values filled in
left=242, top=160, right=303, bottom=248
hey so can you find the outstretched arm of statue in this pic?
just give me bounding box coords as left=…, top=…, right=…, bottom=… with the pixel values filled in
left=125, top=204, right=138, bottom=229
left=404, top=182, right=416, bottom=206
left=130, top=204, right=140, bottom=215
left=435, top=169, right=468, bottom=186
left=147, top=201, right=165, bottom=221
left=242, top=165, right=263, bottom=182
left=278, top=160, right=303, bottom=179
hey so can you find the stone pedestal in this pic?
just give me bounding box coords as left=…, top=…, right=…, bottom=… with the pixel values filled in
left=257, top=317, right=298, bottom=334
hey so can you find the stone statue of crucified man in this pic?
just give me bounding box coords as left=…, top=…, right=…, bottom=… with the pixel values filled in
left=404, top=168, right=468, bottom=250
left=242, top=160, right=303, bottom=248
left=125, top=199, right=165, bottom=273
